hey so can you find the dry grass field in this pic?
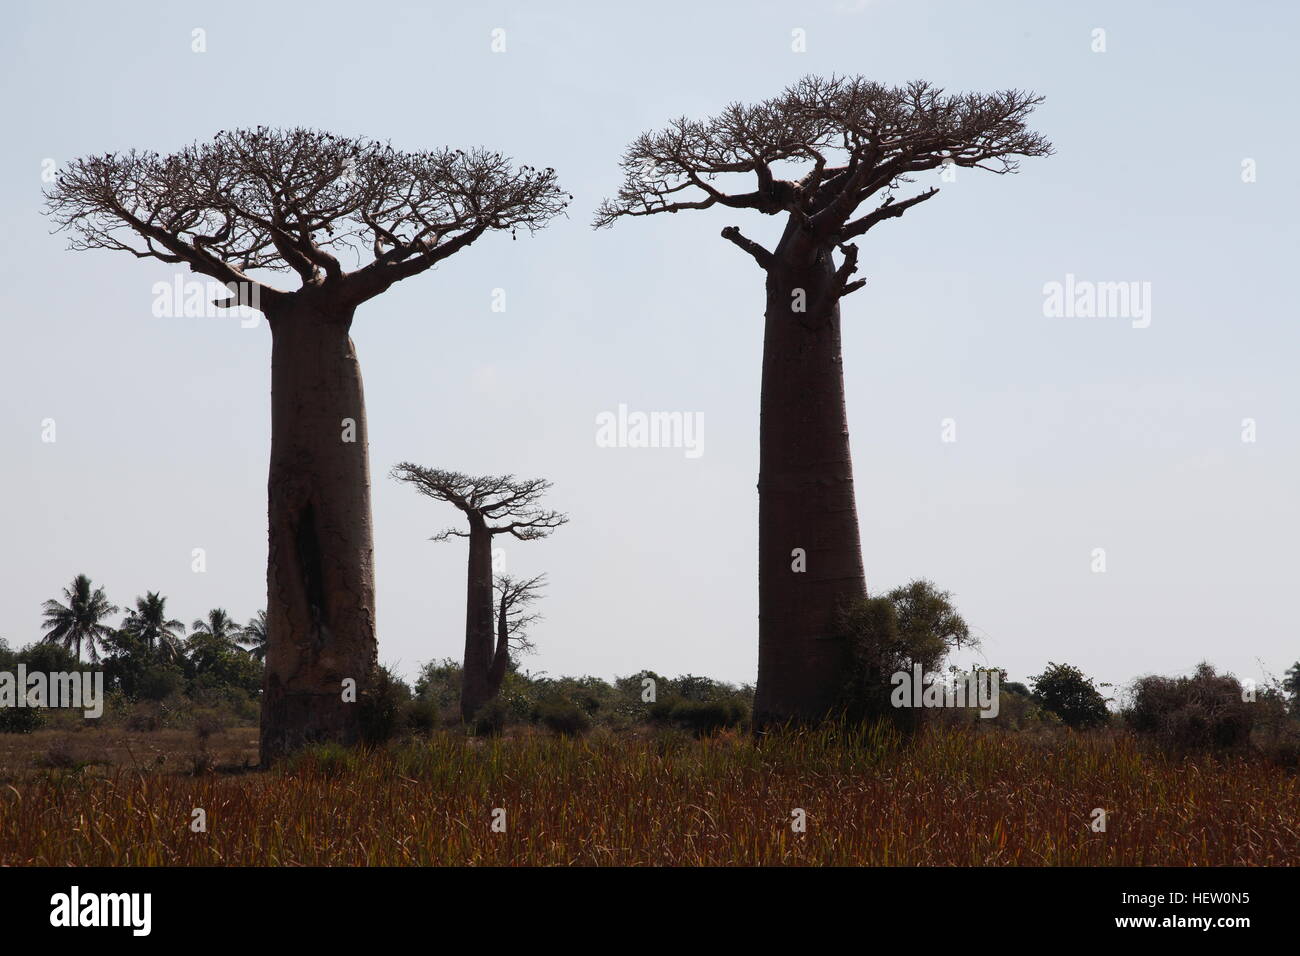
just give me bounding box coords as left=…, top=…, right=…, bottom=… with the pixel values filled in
left=1, top=722, right=1297, bottom=866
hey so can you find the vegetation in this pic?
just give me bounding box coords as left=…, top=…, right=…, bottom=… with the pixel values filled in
left=1030, top=662, right=1112, bottom=730
left=597, top=78, right=1052, bottom=726
left=2, top=723, right=1297, bottom=866
left=836, top=580, right=973, bottom=728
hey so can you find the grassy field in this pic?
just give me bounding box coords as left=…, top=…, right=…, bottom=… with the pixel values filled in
left=1, top=722, right=1297, bottom=866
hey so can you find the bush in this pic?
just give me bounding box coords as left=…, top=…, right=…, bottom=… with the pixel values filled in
left=648, top=696, right=748, bottom=736
left=1123, top=663, right=1256, bottom=753
left=470, top=697, right=511, bottom=737
left=535, top=698, right=592, bottom=737
left=0, top=706, right=46, bottom=734
left=358, top=665, right=412, bottom=745
left=836, top=581, right=972, bottom=730
left=413, top=659, right=462, bottom=711
left=403, top=697, right=439, bottom=734
left=665, top=699, right=747, bottom=736
left=137, top=665, right=186, bottom=702
left=1030, top=662, right=1111, bottom=729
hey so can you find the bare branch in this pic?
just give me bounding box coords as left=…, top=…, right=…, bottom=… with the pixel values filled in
left=596, top=75, right=1052, bottom=283
left=720, top=226, right=774, bottom=269
left=44, top=128, right=570, bottom=313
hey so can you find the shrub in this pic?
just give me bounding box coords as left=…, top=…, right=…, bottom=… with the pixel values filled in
left=836, top=581, right=972, bottom=730
left=535, top=698, right=592, bottom=736
left=0, top=706, right=46, bottom=734
left=413, top=658, right=462, bottom=711
left=404, top=697, right=439, bottom=734
left=470, top=697, right=511, bottom=737
left=1124, top=663, right=1255, bottom=753
left=648, top=696, right=748, bottom=735
left=666, top=699, right=747, bottom=736
left=358, top=665, right=412, bottom=745
left=137, top=665, right=186, bottom=702
left=1030, top=662, right=1111, bottom=729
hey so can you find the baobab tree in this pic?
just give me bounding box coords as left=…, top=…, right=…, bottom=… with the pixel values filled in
left=596, top=77, right=1051, bottom=725
left=390, top=464, right=566, bottom=719
left=45, top=128, right=569, bottom=760
left=494, top=572, right=547, bottom=661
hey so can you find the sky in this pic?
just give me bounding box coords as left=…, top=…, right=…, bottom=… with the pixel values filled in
left=1, top=0, right=1296, bottom=698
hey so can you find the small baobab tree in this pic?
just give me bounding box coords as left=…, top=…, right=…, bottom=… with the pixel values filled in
left=390, top=464, right=566, bottom=719
left=596, top=77, right=1051, bottom=725
left=494, top=572, right=547, bottom=663
left=45, top=128, right=568, bottom=761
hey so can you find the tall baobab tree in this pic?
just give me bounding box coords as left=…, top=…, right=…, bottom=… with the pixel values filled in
left=45, top=128, right=569, bottom=760
left=596, top=77, right=1051, bottom=725
left=390, top=464, right=566, bottom=719
left=41, top=573, right=119, bottom=663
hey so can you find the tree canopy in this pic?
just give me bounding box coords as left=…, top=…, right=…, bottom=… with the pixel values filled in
left=45, top=127, right=571, bottom=310
left=596, top=76, right=1052, bottom=280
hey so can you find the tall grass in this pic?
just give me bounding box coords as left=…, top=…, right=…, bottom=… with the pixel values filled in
left=1, top=724, right=1296, bottom=865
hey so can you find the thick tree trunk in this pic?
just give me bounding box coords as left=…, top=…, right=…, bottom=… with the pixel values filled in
left=753, top=226, right=868, bottom=727
left=459, top=518, right=497, bottom=721
left=260, top=295, right=378, bottom=763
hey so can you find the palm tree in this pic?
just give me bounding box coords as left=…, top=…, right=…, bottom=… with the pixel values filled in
left=41, top=574, right=119, bottom=663
left=190, top=608, right=243, bottom=650
left=239, top=610, right=268, bottom=662
left=121, top=591, right=187, bottom=662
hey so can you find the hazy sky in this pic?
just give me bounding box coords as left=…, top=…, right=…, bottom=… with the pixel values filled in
left=2, top=1, right=1296, bottom=697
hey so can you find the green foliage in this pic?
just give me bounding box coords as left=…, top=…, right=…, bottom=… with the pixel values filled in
left=837, top=580, right=972, bottom=727
left=650, top=698, right=748, bottom=736
left=1284, top=661, right=1300, bottom=711
left=1030, top=662, right=1111, bottom=729
left=413, top=658, right=462, bottom=715
left=137, top=665, right=186, bottom=702
left=535, top=698, right=592, bottom=736
left=359, top=665, right=412, bottom=745
left=0, top=705, right=46, bottom=734
left=470, top=697, right=511, bottom=737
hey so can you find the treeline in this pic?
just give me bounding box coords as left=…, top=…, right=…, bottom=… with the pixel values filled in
left=7, top=572, right=1300, bottom=770
left=0, top=573, right=263, bottom=732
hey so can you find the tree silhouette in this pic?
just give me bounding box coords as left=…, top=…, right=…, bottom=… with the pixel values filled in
left=597, top=77, right=1051, bottom=725
left=190, top=608, right=244, bottom=648
left=494, top=573, right=547, bottom=661
left=41, top=573, right=119, bottom=663
left=121, top=591, right=186, bottom=663
left=240, top=610, right=269, bottom=662
left=45, top=128, right=569, bottom=760
left=390, top=464, right=566, bottom=719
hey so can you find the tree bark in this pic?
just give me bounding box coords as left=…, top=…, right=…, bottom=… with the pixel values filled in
left=260, top=294, right=378, bottom=763
left=488, top=593, right=511, bottom=693
left=459, top=517, right=497, bottom=720
left=753, top=224, right=868, bottom=727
